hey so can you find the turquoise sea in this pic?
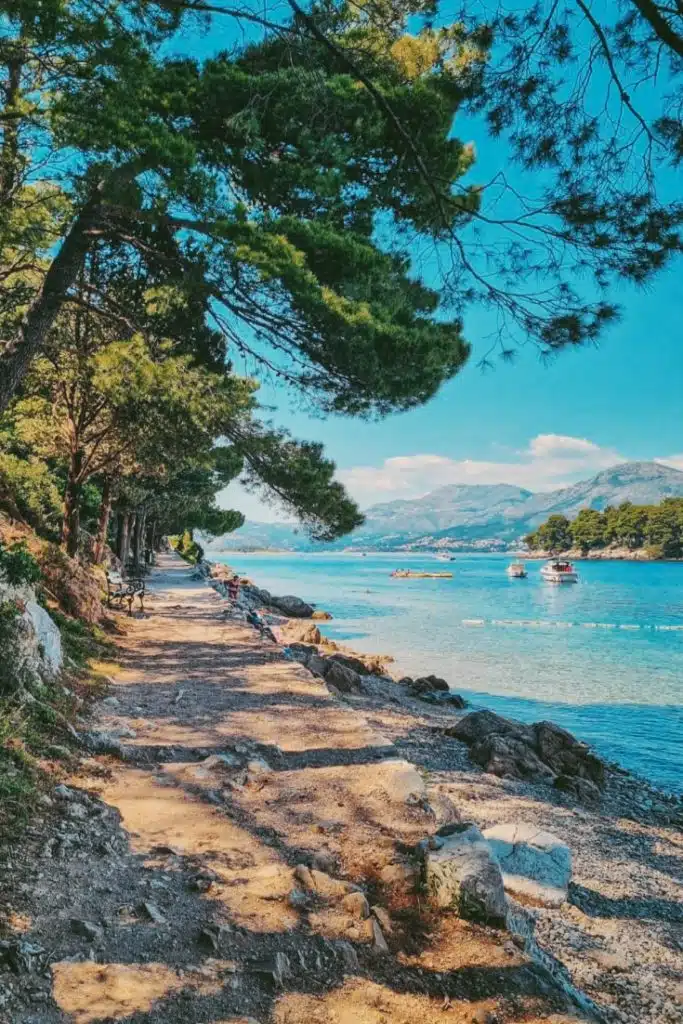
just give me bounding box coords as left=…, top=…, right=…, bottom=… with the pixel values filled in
left=211, top=551, right=683, bottom=793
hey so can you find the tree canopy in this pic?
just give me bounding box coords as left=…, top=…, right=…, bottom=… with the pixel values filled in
left=526, top=498, right=683, bottom=557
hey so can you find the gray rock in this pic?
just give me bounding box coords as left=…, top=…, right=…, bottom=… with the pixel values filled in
left=445, top=710, right=535, bottom=746
left=418, top=691, right=466, bottom=707
left=470, top=734, right=556, bottom=782
left=326, top=652, right=372, bottom=677
left=66, top=803, right=88, bottom=820
left=371, top=917, right=389, bottom=952
left=323, top=660, right=363, bottom=694
left=70, top=919, right=103, bottom=942
left=554, top=774, right=602, bottom=803
left=483, top=823, right=571, bottom=907
left=271, top=594, right=314, bottom=618
left=54, top=784, right=75, bottom=801
left=100, top=696, right=120, bottom=708
left=286, top=642, right=318, bottom=666
left=140, top=901, right=166, bottom=924
left=411, top=674, right=450, bottom=694
left=425, top=824, right=507, bottom=923
left=307, top=654, right=327, bottom=678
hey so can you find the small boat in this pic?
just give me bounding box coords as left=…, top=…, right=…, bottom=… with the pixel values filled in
left=391, top=569, right=453, bottom=579
left=540, top=559, right=579, bottom=583
left=506, top=562, right=528, bottom=579
left=436, top=553, right=455, bottom=562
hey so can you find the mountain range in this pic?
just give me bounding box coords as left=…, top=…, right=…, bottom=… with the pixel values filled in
left=207, top=461, right=683, bottom=552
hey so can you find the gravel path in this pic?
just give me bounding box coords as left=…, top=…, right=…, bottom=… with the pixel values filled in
left=0, top=553, right=588, bottom=1024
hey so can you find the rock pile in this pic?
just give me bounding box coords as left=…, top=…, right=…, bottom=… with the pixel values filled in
left=446, top=710, right=605, bottom=799
left=398, top=674, right=466, bottom=707
left=287, top=644, right=365, bottom=693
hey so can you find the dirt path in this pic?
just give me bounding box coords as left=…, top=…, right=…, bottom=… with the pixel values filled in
left=2, top=554, right=588, bottom=1024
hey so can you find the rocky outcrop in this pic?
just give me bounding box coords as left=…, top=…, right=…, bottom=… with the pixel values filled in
left=424, top=824, right=507, bottom=924
left=446, top=711, right=605, bottom=792
left=311, top=609, right=333, bottom=620
left=269, top=594, right=314, bottom=618
left=280, top=621, right=322, bottom=645
left=323, top=659, right=363, bottom=694
left=0, top=579, right=64, bottom=690
left=22, top=599, right=63, bottom=677
left=483, top=824, right=571, bottom=907
left=410, top=674, right=450, bottom=694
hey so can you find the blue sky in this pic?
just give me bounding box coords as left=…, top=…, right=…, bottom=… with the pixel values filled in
left=222, top=259, right=683, bottom=518
left=170, top=6, right=683, bottom=520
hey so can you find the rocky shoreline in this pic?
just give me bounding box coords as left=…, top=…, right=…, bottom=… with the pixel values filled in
left=196, top=556, right=683, bottom=1024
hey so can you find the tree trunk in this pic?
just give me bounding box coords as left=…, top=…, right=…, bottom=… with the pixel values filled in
left=0, top=52, right=22, bottom=204
left=117, top=512, right=131, bottom=565
left=93, top=476, right=113, bottom=563
left=133, top=510, right=145, bottom=569
left=0, top=187, right=108, bottom=412
left=61, top=450, right=83, bottom=559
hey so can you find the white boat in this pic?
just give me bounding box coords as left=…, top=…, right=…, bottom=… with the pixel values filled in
left=506, top=562, right=528, bottom=578
left=540, top=559, right=579, bottom=583
left=436, top=553, right=455, bottom=562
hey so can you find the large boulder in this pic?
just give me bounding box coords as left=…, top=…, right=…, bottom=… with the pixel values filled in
left=425, top=824, right=507, bottom=923
left=470, top=734, right=555, bottom=782
left=270, top=594, right=314, bottom=618
left=311, top=609, right=333, bottom=621
left=286, top=642, right=318, bottom=666
left=23, top=599, right=63, bottom=677
left=483, top=824, right=571, bottom=907
left=281, top=621, right=321, bottom=645
left=411, top=674, right=449, bottom=694
left=418, top=691, right=466, bottom=708
left=446, top=710, right=535, bottom=746
left=326, top=652, right=372, bottom=677
left=534, top=721, right=605, bottom=787
left=447, top=711, right=605, bottom=791
left=323, top=659, right=363, bottom=694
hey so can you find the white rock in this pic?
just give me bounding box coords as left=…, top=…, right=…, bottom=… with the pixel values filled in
left=23, top=599, right=63, bottom=676
left=425, top=824, right=507, bottom=923
left=380, top=760, right=426, bottom=803
left=483, top=823, right=571, bottom=907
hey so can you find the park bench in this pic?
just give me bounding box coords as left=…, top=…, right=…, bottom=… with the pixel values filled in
left=105, top=570, right=146, bottom=615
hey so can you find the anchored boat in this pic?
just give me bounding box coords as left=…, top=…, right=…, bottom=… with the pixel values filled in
left=390, top=569, right=453, bottom=579
left=540, top=559, right=579, bottom=584
left=506, top=562, right=528, bottom=579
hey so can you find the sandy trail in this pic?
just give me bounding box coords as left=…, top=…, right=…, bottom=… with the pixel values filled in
left=2, top=553, right=587, bottom=1023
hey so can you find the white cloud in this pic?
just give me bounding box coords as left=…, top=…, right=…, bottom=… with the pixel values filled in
left=527, top=434, right=604, bottom=458
left=218, top=434, right=683, bottom=522
left=338, top=434, right=625, bottom=508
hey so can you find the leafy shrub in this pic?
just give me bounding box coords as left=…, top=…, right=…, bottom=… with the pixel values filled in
left=0, top=540, right=41, bottom=586
left=0, top=453, right=62, bottom=537
left=38, top=544, right=103, bottom=623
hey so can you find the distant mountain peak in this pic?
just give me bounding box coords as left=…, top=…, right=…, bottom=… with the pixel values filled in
left=209, top=461, right=683, bottom=552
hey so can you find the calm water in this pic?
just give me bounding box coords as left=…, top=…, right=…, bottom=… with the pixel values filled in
left=210, top=551, right=683, bottom=792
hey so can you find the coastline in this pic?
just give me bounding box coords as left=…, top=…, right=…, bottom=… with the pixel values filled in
left=198, top=555, right=683, bottom=1024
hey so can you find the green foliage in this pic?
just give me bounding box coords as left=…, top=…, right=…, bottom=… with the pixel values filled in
left=0, top=450, right=63, bottom=536
left=0, top=540, right=41, bottom=586
left=525, top=514, right=573, bottom=553
left=527, top=498, right=683, bottom=558
left=173, top=529, right=203, bottom=564
left=569, top=509, right=608, bottom=553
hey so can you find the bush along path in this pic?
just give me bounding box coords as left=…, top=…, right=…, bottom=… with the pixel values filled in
left=0, top=552, right=597, bottom=1024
